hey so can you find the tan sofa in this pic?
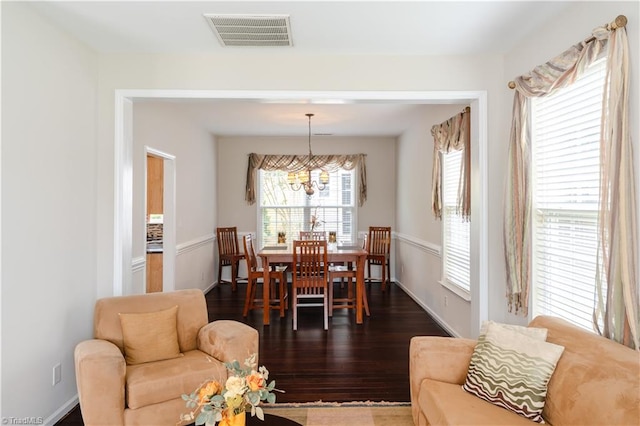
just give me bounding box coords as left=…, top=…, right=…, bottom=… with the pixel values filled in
left=410, top=315, right=640, bottom=425
left=74, top=289, right=258, bottom=426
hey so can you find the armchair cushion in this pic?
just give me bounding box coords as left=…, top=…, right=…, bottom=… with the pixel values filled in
left=126, top=350, right=227, bottom=409
left=119, top=305, right=181, bottom=365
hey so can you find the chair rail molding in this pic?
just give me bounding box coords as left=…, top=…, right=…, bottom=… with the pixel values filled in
left=394, top=232, right=441, bottom=257
left=177, top=233, right=216, bottom=256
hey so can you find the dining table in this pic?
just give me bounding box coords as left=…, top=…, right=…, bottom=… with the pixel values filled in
left=256, top=243, right=368, bottom=325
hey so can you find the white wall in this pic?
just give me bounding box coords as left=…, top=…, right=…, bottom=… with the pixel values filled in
left=96, top=53, right=504, bottom=304
left=1, top=2, right=98, bottom=421
left=133, top=103, right=218, bottom=293
left=395, top=104, right=472, bottom=336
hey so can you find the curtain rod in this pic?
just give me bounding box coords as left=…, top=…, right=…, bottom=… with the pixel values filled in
left=507, top=14, right=627, bottom=89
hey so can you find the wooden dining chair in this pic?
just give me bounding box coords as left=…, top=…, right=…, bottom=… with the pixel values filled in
left=216, top=226, right=245, bottom=291
left=328, top=235, right=370, bottom=317
left=242, top=234, right=289, bottom=317
left=328, top=265, right=370, bottom=318
left=292, top=239, right=329, bottom=330
left=299, top=231, right=326, bottom=240
left=366, top=226, right=391, bottom=292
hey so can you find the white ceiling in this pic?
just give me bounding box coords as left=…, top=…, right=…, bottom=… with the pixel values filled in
left=28, top=1, right=573, bottom=136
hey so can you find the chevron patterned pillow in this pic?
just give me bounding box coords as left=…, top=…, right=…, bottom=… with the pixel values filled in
left=462, top=321, right=565, bottom=423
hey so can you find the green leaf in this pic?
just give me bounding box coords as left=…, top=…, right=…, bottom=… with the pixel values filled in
left=255, top=406, right=265, bottom=421
left=267, top=393, right=276, bottom=404
left=195, top=411, right=208, bottom=425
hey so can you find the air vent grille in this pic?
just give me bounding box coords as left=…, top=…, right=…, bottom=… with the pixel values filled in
left=204, top=14, right=293, bottom=47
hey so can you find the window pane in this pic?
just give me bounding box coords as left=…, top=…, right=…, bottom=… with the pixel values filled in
left=442, top=150, right=471, bottom=292
left=531, top=57, right=606, bottom=331
left=259, top=168, right=356, bottom=247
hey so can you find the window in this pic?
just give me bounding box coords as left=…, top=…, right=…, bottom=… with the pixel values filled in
left=442, top=150, right=471, bottom=294
left=531, top=58, right=606, bottom=330
left=259, top=168, right=356, bottom=246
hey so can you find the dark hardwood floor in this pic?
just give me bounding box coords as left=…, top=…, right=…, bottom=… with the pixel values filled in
left=56, top=280, right=450, bottom=425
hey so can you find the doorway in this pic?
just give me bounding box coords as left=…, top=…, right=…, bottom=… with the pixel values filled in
left=115, top=89, right=488, bottom=334
left=144, top=146, right=176, bottom=294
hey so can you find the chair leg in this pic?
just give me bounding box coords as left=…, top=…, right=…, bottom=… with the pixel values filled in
left=293, top=295, right=298, bottom=331
left=323, top=293, right=328, bottom=330
left=279, top=278, right=286, bottom=318
left=217, top=262, right=223, bottom=285
left=387, top=259, right=391, bottom=290
left=367, top=261, right=372, bottom=286
left=381, top=262, right=387, bottom=292
left=231, top=262, right=238, bottom=291
left=328, top=279, right=334, bottom=317
left=243, top=279, right=254, bottom=317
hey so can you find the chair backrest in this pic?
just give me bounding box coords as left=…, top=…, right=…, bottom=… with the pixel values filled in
left=243, top=234, right=259, bottom=272
left=292, top=239, right=328, bottom=294
left=93, top=289, right=208, bottom=354
left=368, top=226, right=391, bottom=255
left=217, top=226, right=240, bottom=255
left=299, top=231, right=326, bottom=240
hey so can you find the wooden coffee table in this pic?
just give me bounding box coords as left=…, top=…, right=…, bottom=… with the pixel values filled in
left=247, top=412, right=302, bottom=426
left=188, top=413, right=301, bottom=426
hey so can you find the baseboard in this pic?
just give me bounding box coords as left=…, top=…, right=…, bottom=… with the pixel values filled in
left=394, top=280, right=460, bottom=338
left=45, top=394, right=78, bottom=426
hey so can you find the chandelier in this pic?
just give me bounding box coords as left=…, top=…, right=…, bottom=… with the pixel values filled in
left=287, top=113, right=329, bottom=196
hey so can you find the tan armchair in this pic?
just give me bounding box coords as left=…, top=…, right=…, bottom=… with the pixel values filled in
left=74, top=289, right=258, bottom=426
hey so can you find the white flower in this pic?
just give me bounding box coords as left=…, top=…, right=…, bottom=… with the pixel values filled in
left=224, top=376, right=246, bottom=398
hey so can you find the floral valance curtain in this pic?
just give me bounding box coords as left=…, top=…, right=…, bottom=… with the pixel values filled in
left=245, top=153, right=367, bottom=206
left=431, top=108, right=471, bottom=220
left=504, top=18, right=638, bottom=349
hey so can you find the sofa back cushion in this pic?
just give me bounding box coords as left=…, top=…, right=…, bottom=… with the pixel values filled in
left=529, top=316, right=640, bottom=425
left=94, top=289, right=208, bottom=354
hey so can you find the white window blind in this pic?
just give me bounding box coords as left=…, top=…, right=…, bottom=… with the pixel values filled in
left=442, top=150, right=471, bottom=293
left=531, top=57, right=606, bottom=331
left=259, top=169, right=356, bottom=247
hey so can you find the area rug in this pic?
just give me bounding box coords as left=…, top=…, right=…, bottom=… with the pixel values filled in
left=262, top=401, right=413, bottom=426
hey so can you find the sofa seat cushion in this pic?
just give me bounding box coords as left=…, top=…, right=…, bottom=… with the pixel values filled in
left=126, top=349, right=227, bottom=410
left=419, top=379, right=537, bottom=425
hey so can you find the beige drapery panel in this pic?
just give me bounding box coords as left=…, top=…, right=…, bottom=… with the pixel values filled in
left=594, top=25, right=638, bottom=350
left=431, top=108, right=471, bottom=220
left=245, top=153, right=367, bottom=206
left=505, top=17, right=638, bottom=349
left=505, top=25, right=609, bottom=316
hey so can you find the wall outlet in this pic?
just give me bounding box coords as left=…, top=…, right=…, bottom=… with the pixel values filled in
left=444, top=295, right=448, bottom=307
left=52, top=363, right=62, bottom=386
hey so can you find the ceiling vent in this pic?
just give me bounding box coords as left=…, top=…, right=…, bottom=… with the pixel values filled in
left=204, top=14, right=293, bottom=47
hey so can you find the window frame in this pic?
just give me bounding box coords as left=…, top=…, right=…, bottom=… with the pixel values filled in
left=257, top=168, right=358, bottom=248
left=529, top=57, right=607, bottom=331
left=440, top=149, right=471, bottom=300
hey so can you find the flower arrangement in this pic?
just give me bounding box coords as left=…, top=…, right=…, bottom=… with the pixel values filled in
left=180, top=354, right=280, bottom=426
left=310, top=208, right=324, bottom=231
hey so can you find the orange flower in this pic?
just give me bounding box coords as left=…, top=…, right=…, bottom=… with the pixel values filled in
left=246, top=372, right=264, bottom=391
left=197, top=380, right=222, bottom=403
